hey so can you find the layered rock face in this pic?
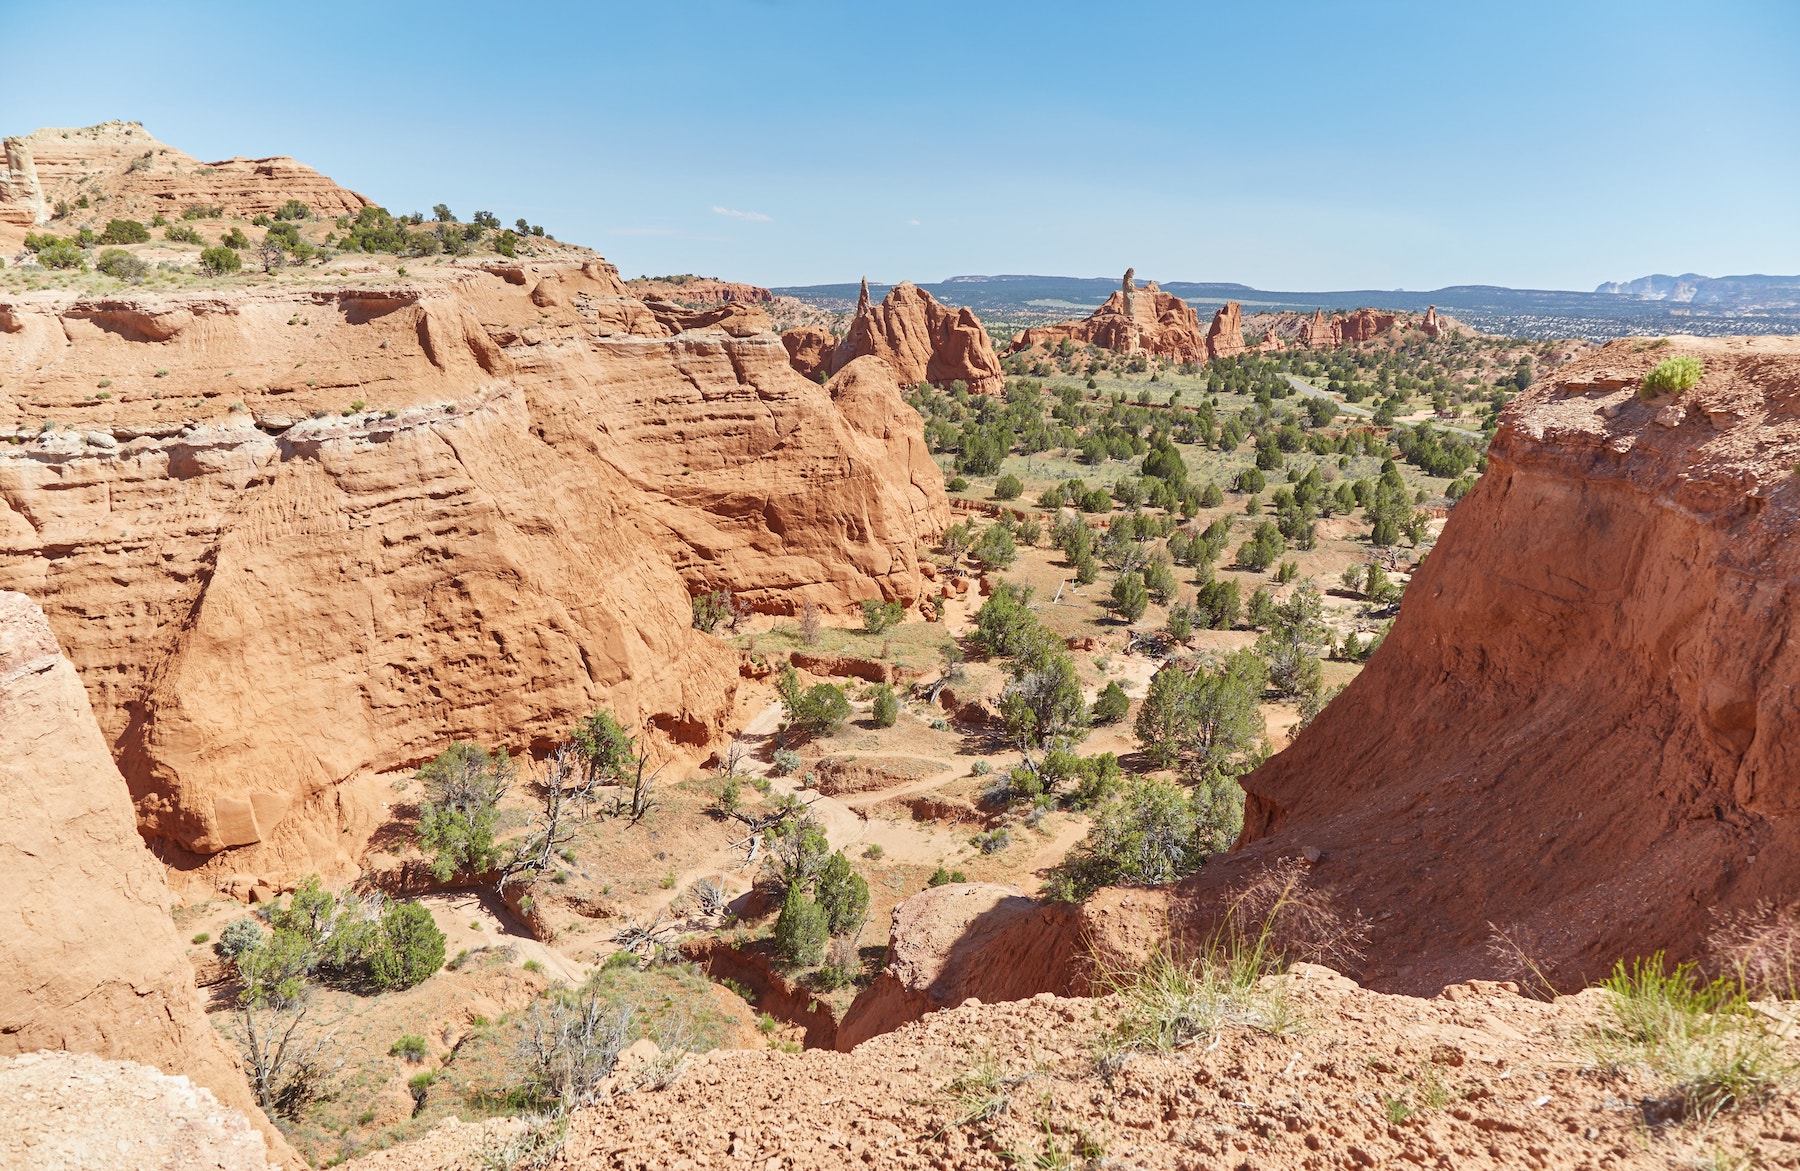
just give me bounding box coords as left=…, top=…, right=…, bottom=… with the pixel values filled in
left=842, top=336, right=1800, bottom=1041
left=0, top=121, right=370, bottom=231
left=1010, top=269, right=1210, bottom=362
left=623, top=276, right=773, bottom=304
left=0, top=260, right=946, bottom=888
left=781, top=326, right=836, bottom=381
left=0, top=591, right=291, bottom=1163
left=1299, top=306, right=1404, bottom=347
left=786, top=280, right=1004, bottom=394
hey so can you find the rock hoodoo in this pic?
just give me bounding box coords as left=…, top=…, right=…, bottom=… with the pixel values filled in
left=0, top=121, right=370, bottom=229
left=1008, top=268, right=1212, bottom=362
left=0, top=591, right=291, bottom=1163
left=841, top=336, right=1800, bottom=1041
left=0, top=256, right=947, bottom=891
left=781, top=279, right=1004, bottom=394
left=1204, top=300, right=1248, bottom=359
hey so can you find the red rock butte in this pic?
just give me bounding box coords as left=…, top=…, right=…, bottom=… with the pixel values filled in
left=781, top=279, right=1005, bottom=394
left=1, top=120, right=371, bottom=228
left=1009, top=268, right=1260, bottom=363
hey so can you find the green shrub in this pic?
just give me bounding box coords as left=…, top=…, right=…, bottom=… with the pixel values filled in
left=415, top=741, right=515, bottom=880
left=1091, top=680, right=1130, bottom=723
left=368, top=901, right=444, bottom=990
left=1236, top=521, right=1285, bottom=571
left=1194, top=579, right=1240, bottom=629
left=992, top=473, right=1023, bottom=500
left=1166, top=602, right=1194, bottom=641
left=778, top=665, right=851, bottom=737
left=274, top=199, right=311, bottom=221
left=971, top=524, right=1017, bottom=570
left=773, top=885, right=828, bottom=966
left=1200, top=482, right=1224, bottom=508
left=199, top=246, right=241, bottom=275
left=1046, top=775, right=1226, bottom=901
left=494, top=229, right=518, bottom=257
left=770, top=748, right=801, bottom=776
left=182, top=203, right=223, bottom=220
left=221, top=227, right=251, bottom=250
left=36, top=238, right=85, bottom=269
left=861, top=598, right=905, bottom=633
left=870, top=684, right=899, bottom=728
left=96, top=248, right=148, bottom=281
left=215, top=918, right=266, bottom=962
left=946, top=475, right=969, bottom=493
left=692, top=589, right=734, bottom=632
left=389, top=1033, right=429, bottom=1062
left=191, top=932, right=211, bottom=945
left=815, top=852, right=870, bottom=936
left=1142, top=558, right=1177, bottom=604
left=99, top=218, right=149, bottom=244
left=164, top=224, right=203, bottom=245
left=1641, top=355, right=1703, bottom=398
left=927, top=866, right=967, bottom=887
left=863, top=843, right=884, bottom=860
left=1111, top=572, right=1149, bottom=623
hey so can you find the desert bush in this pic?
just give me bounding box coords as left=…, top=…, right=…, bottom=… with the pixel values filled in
left=773, top=884, right=828, bottom=967
left=777, top=665, right=850, bottom=737
left=99, top=218, right=149, bottom=244
left=1194, top=578, right=1241, bottom=630
left=164, top=224, right=204, bottom=245
left=199, top=245, right=241, bottom=275
left=1641, top=355, right=1703, bottom=398
left=1134, top=650, right=1266, bottom=779
left=1142, top=558, right=1177, bottom=605
left=517, top=994, right=633, bottom=1112
left=1091, top=680, right=1130, bottom=723
left=493, top=228, right=519, bottom=257
left=182, top=203, right=223, bottom=220
left=415, top=741, right=516, bottom=880
left=216, top=918, right=266, bottom=963
left=36, top=238, right=85, bottom=269
left=1236, top=521, right=1285, bottom=571
left=861, top=598, right=904, bottom=633
left=815, top=852, right=869, bottom=937
left=870, top=683, right=899, bottom=728
left=770, top=748, right=801, bottom=776
left=96, top=248, right=148, bottom=282
left=1046, top=775, right=1221, bottom=901
left=992, top=473, right=1023, bottom=500
left=972, top=523, right=1017, bottom=570
left=692, top=589, right=733, bottom=633
left=927, top=866, right=968, bottom=887
left=1110, top=572, right=1149, bottom=623
left=369, top=901, right=446, bottom=991
left=221, top=226, right=251, bottom=250
left=1166, top=601, right=1195, bottom=641
left=274, top=199, right=311, bottom=221
left=390, top=1033, right=429, bottom=1062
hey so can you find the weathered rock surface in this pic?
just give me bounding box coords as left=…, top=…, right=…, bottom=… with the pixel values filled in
left=796, top=279, right=1004, bottom=393
left=0, top=259, right=946, bottom=890
left=0, top=592, right=294, bottom=1163
left=622, top=275, right=773, bottom=304
left=780, top=325, right=836, bottom=381
left=1204, top=299, right=1247, bottom=359
left=1010, top=268, right=1210, bottom=362
left=0, top=1051, right=272, bottom=1171
left=0, top=121, right=370, bottom=230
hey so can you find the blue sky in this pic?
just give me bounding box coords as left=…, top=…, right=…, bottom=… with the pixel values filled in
left=8, top=0, right=1797, bottom=290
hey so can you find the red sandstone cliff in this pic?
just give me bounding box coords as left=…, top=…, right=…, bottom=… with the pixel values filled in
left=623, top=276, right=773, bottom=304
left=786, top=280, right=1004, bottom=393
left=0, top=258, right=947, bottom=891
left=0, top=591, right=295, bottom=1165
left=838, top=335, right=1800, bottom=1040
left=0, top=121, right=369, bottom=231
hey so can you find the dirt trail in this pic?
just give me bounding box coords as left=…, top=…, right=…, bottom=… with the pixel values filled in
left=419, top=890, right=589, bottom=986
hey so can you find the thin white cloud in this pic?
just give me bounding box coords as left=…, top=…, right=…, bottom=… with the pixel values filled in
left=712, top=206, right=772, bottom=222
left=906, top=218, right=921, bottom=227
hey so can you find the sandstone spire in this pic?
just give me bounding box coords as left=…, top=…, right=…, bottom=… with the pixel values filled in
left=858, top=276, right=870, bottom=311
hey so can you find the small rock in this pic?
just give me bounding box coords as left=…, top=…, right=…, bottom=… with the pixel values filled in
left=84, top=431, right=117, bottom=449
left=1302, top=845, right=1322, bottom=863
left=1655, top=405, right=1685, bottom=428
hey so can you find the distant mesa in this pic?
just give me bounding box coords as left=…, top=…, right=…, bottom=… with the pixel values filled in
left=782, top=278, right=1005, bottom=394
left=1594, top=272, right=1800, bottom=311
left=0, top=120, right=371, bottom=227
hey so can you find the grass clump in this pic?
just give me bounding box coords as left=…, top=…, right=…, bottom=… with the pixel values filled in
left=1095, top=861, right=1362, bottom=1064
left=1641, top=355, right=1703, bottom=398
left=1592, top=953, right=1787, bottom=1122
left=389, top=1033, right=429, bottom=1062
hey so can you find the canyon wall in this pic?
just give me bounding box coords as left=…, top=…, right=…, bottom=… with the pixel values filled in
left=0, top=590, right=293, bottom=1164
left=841, top=335, right=1800, bottom=1043
left=0, top=260, right=947, bottom=890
